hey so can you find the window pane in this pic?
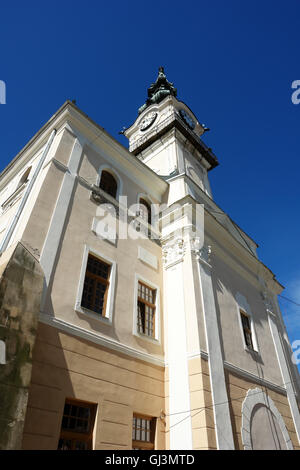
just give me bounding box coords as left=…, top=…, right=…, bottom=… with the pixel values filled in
left=132, top=414, right=155, bottom=449
left=58, top=400, right=97, bottom=451
left=81, top=255, right=110, bottom=315
left=58, top=439, right=72, bottom=450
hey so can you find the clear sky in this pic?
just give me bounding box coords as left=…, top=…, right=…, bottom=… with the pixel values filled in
left=0, top=1, right=299, bottom=369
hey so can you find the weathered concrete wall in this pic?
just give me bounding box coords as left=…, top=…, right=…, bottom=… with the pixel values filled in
left=0, top=242, right=44, bottom=449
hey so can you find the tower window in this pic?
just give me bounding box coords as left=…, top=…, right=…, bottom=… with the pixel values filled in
left=137, top=281, right=156, bottom=337
left=240, top=311, right=254, bottom=349
left=17, top=166, right=32, bottom=190
left=99, top=170, right=117, bottom=199
left=132, top=414, right=156, bottom=450
left=138, top=198, right=152, bottom=226
left=81, top=254, right=111, bottom=316
left=58, top=398, right=97, bottom=450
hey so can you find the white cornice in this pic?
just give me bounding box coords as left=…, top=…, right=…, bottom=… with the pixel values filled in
left=39, top=313, right=165, bottom=368
left=39, top=311, right=287, bottom=394
left=0, top=101, right=168, bottom=199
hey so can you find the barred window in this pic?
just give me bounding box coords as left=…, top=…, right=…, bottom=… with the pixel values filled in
left=240, top=311, right=254, bottom=349
left=58, top=399, right=97, bottom=450
left=137, top=281, right=156, bottom=337
left=132, top=414, right=156, bottom=450
left=81, top=254, right=111, bottom=316
left=99, top=170, right=117, bottom=199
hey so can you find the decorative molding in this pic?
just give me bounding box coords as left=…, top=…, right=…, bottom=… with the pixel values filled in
left=162, top=237, right=185, bottom=268
left=241, top=387, right=293, bottom=450
left=223, top=361, right=287, bottom=395
left=192, top=241, right=212, bottom=266
left=75, top=245, right=117, bottom=323
left=1, top=183, right=26, bottom=212
left=138, top=246, right=158, bottom=270
left=39, top=313, right=165, bottom=368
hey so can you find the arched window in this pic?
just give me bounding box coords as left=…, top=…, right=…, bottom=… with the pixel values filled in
left=139, top=198, right=152, bottom=226
left=17, top=166, right=32, bottom=190
left=99, top=170, right=117, bottom=199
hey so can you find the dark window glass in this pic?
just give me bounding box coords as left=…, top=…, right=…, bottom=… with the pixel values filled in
left=241, top=311, right=254, bottom=349
left=137, top=282, right=156, bottom=337
left=139, top=198, right=152, bottom=226
left=58, top=399, right=97, bottom=451
left=99, top=171, right=117, bottom=198
left=81, top=255, right=110, bottom=316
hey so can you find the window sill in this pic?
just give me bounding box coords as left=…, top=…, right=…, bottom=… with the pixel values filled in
left=133, top=332, right=160, bottom=345
left=75, top=304, right=112, bottom=325
left=244, top=346, right=260, bottom=356
left=1, top=183, right=26, bottom=212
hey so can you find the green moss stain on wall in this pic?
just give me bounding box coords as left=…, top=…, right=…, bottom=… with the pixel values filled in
left=0, top=243, right=44, bottom=449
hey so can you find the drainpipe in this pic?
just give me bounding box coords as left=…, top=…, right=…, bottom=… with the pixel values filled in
left=0, top=129, right=57, bottom=255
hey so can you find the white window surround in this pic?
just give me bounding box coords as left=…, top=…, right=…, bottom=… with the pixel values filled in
left=241, top=387, right=293, bottom=450
left=133, top=273, right=161, bottom=344
left=75, top=245, right=117, bottom=324
left=236, top=292, right=259, bottom=354
left=134, top=193, right=161, bottom=240
left=97, top=164, right=123, bottom=201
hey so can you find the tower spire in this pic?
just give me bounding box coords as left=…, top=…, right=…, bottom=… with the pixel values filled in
left=138, top=67, right=177, bottom=114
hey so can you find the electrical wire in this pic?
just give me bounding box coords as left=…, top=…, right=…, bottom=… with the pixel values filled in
left=279, top=294, right=300, bottom=308
left=164, top=378, right=295, bottom=420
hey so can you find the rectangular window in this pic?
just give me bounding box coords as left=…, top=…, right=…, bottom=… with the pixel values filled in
left=137, top=281, right=156, bottom=337
left=58, top=399, right=97, bottom=450
left=132, top=414, right=156, bottom=450
left=81, top=254, right=111, bottom=316
left=240, top=311, right=254, bottom=349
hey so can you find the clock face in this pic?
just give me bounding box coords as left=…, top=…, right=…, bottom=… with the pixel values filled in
left=139, top=112, right=157, bottom=131
left=179, top=109, right=195, bottom=130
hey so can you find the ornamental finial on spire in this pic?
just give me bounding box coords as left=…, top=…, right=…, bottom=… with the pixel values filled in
left=138, top=67, right=177, bottom=114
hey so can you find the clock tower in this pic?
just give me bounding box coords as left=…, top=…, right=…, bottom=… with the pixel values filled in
left=124, top=67, right=219, bottom=206
left=125, top=69, right=236, bottom=450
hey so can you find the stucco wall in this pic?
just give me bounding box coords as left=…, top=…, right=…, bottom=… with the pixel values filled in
left=211, top=244, right=283, bottom=386
left=22, top=323, right=166, bottom=450
left=225, top=370, right=300, bottom=450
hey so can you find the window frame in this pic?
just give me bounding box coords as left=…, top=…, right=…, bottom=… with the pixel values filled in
left=240, top=310, right=254, bottom=350
left=99, top=170, right=118, bottom=199
left=75, top=246, right=116, bottom=324
left=97, top=165, right=123, bottom=202
left=133, top=274, right=160, bottom=343
left=137, top=281, right=156, bottom=338
left=58, top=398, right=97, bottom=450
left=132, top=413, right=156, bottom=450
left=81, top=254, right=111, bottom=317
left=236, top=293, right=259, bottom=353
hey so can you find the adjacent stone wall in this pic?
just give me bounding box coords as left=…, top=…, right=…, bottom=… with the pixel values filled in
left=0, top=243, right=44, bottom=449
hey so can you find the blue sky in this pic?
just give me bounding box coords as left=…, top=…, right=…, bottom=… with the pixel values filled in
left=0, top=1, right=299, bottom=368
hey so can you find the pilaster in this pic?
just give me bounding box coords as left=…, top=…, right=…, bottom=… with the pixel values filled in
left=193, top=243, right=235, bottom=450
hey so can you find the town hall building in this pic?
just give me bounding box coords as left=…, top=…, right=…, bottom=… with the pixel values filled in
left=0, top=68, right=299, bottom=450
